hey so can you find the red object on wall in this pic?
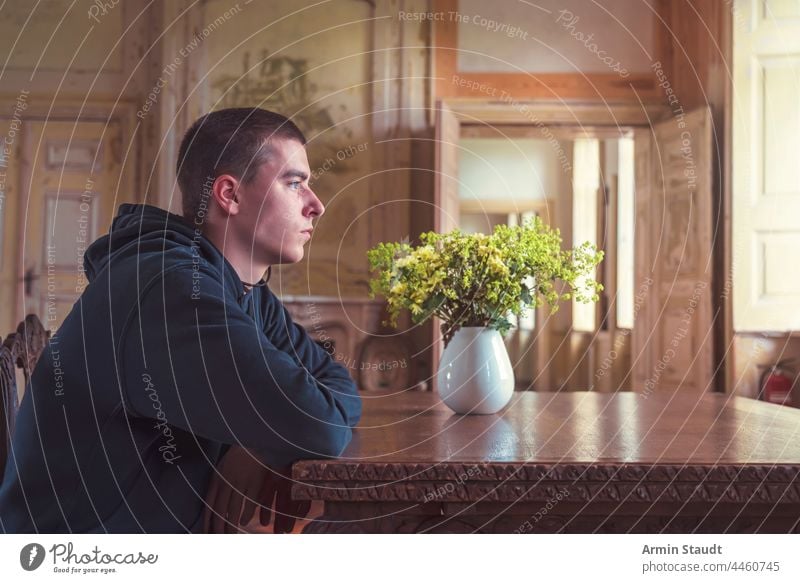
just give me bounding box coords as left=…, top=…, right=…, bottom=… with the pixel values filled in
left=758, top=359, right=795, bottom=406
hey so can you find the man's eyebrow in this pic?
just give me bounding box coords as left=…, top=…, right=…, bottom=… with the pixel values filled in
left=279, top=169, right=309, bottom=181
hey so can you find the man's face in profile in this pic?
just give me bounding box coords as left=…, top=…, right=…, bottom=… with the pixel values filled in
left=235, top=137, right=324, bottom=267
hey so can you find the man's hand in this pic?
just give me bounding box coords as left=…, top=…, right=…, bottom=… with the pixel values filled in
left=203, top=446, right=311, bottom=533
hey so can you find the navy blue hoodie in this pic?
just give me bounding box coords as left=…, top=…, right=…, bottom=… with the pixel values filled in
left=0, top=203, right=361, bottom=533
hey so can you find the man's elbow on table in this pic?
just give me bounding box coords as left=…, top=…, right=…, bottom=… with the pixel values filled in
left=307, top=421, right=353, bottom=459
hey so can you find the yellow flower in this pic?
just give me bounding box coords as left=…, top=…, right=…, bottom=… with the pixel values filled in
left=395, top=256, right=414, bottom=269
left=367, top=216, right=603, bottom=332
left=416, top=245, right=436, bottom=261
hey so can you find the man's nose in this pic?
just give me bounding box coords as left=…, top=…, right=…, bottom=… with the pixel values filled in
left=308, top=188, right=325, bottom=217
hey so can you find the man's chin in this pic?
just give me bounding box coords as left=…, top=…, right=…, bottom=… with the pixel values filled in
left=275, top=250, right=304, bottom=264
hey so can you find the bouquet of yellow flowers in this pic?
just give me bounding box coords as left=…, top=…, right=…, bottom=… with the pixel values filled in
left=367, top=217, right=603, bottom=346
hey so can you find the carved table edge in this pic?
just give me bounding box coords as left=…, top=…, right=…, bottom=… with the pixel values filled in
left=292, top=461, right=800, bottom=484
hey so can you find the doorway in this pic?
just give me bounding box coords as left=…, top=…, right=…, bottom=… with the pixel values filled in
left=433, top=99, right=714, bottom=394
left=0, top=108, right=138, bottom=337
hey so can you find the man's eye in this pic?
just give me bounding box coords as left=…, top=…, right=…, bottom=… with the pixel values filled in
left=289, top=181, right=302, bottom=190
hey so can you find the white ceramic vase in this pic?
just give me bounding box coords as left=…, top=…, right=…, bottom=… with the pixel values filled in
left=436, top=326, right=514, bottom=415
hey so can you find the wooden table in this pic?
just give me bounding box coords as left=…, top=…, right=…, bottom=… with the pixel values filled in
left=292, top=391, right=800, bottom=533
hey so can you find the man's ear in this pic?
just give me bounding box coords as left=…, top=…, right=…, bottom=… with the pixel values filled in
left=211, top=174, right=241, bottom=216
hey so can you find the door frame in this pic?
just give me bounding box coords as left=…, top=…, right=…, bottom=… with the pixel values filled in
left=3, top=99, right=141, bottom=330
left=432, top=98, right=675, bottom=392
left=434, top=98, right=672, bottom=239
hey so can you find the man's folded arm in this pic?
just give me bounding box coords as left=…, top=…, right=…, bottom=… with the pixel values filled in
left=260, top=290, right=361, bottom=429
left=120, top=264, right=359, bottom=468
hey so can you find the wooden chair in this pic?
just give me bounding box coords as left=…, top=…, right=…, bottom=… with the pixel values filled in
left=0, top=314, right=50, bottom=475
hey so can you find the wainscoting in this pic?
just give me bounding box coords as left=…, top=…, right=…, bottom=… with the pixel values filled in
left=281, top=296, right=419, bottom=392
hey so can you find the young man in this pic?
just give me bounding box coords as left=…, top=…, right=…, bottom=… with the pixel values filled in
left=0, top=108, right=361, bottom=533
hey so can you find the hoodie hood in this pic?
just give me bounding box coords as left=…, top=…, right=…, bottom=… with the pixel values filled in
left=84, top=203, right=243, bottom=298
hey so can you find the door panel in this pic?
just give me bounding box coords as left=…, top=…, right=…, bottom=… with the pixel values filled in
left=633, top=108, right=714, bottom=393
left=19, top=119, right=124, bottom=332
left=733, top=0, right=800, bottom=331
left=632, top=131, right=654, bottom=388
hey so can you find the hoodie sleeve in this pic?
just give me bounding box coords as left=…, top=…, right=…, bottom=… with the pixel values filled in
left=120, top=263, right=361, bottom=468
left=260, top=289, right=361, bottom=430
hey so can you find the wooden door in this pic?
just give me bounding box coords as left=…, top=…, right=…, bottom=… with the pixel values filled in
left=733, top=0, right=800, bottom=331
left=631, top=130, right=654, bottom=389
left=17, top=119, right=125, bottom=332
left=632, top=108, right=714, bottom=393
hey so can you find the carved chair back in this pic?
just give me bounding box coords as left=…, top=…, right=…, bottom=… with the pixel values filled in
left=0, top=314, right=50, bottom=474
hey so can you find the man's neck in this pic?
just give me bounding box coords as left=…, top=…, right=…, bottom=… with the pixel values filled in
left=201, top=225, right=269, bottom=286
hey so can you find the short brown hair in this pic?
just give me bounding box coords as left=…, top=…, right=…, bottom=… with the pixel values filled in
left=176, top=108, right=306, bottom=221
